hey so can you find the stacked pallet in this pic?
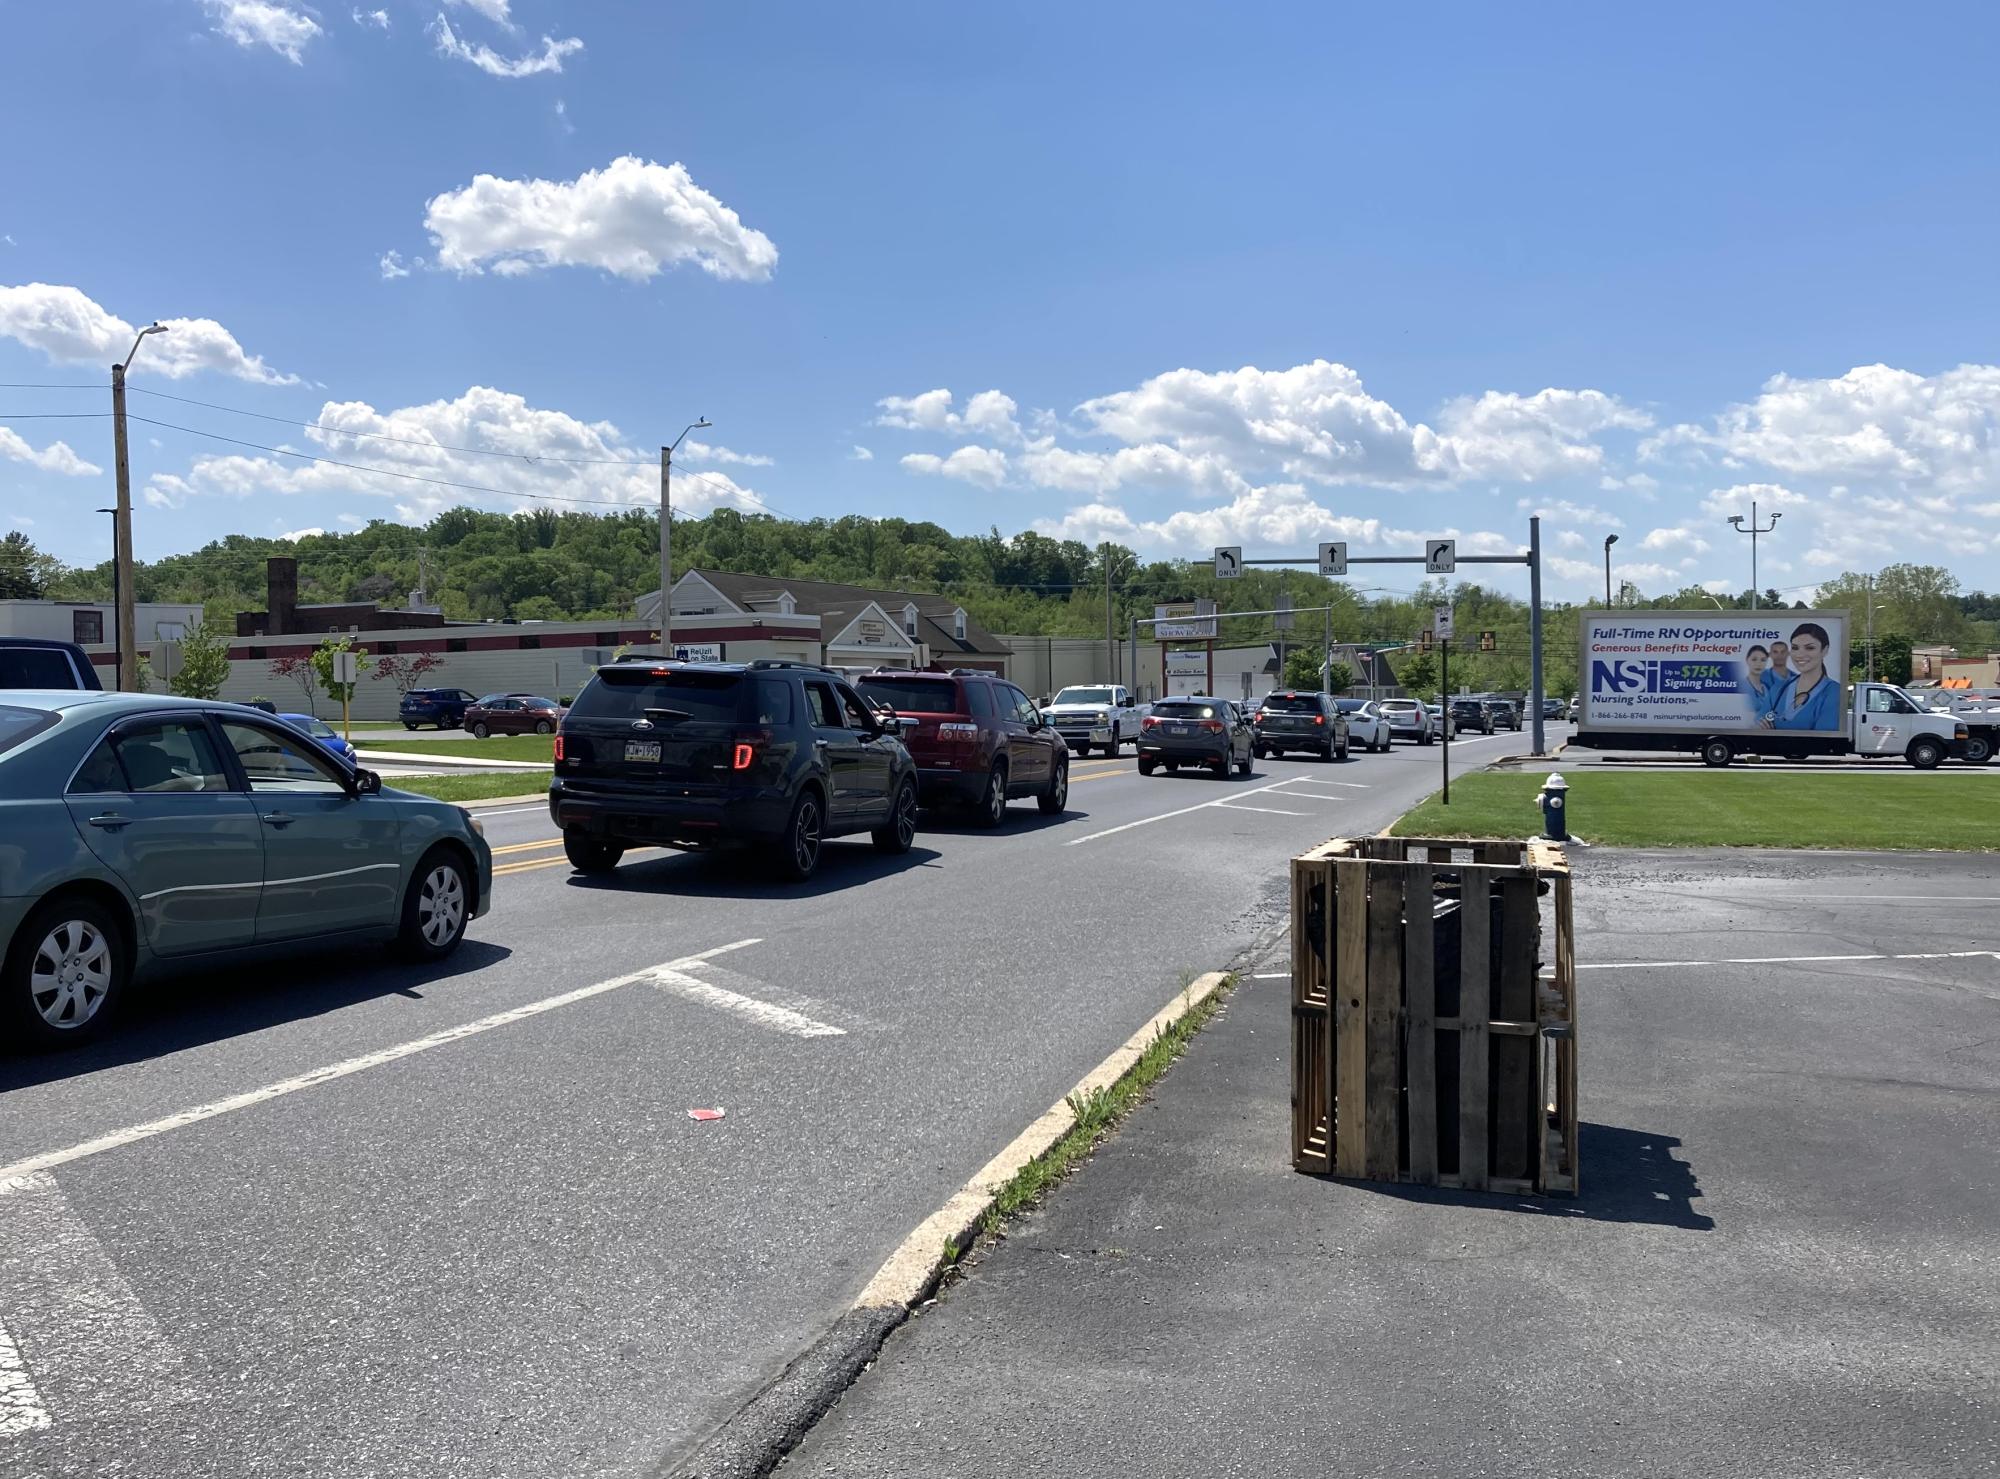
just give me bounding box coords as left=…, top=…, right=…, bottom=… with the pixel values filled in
left=1290, top=836, right=1577, bottom=1196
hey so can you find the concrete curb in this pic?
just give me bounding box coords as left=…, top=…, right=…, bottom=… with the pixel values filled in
left=356, top=748, right=550, bottom=772
left=459, top=792, right=552, bottom=810
left=657, top=968, right=1234, bottom=1479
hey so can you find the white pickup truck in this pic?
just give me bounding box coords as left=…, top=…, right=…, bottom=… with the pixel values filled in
left=1042, top=684, right=1146, bottom=756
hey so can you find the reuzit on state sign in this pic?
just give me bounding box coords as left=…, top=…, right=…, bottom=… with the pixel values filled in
left=1580, top=610, right=1851, bottom=735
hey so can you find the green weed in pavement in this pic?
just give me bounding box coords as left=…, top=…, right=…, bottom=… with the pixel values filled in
left=1392, top=769, right=1999, bottom=850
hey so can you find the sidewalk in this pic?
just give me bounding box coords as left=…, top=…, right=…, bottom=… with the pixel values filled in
left=783, top=848, right=2000, bottom=1478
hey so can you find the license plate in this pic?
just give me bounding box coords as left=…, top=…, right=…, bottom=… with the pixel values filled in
left=1169, top=723, right=1192, bottom=735
left=624, top=740, right=662, bottom=763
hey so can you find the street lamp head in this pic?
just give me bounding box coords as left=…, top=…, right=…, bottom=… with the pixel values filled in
left=1604, top=533, right=1619, bottom=549
left=1728, top=515, right=1744, bottom=527
left=1769, top=511, right=1782, bottom=523
left=695, top=417, right=711, bottom=429
left=141, top=321, right=168, bottom=336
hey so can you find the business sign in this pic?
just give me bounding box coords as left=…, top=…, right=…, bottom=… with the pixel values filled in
left=1164, top=649, right=1208, bottom=678
left=1580, top=610, right=1850, bottom=734
left=672, top=643, right=724, bottom=663
left=1154, top=600, right=1218, bottom=639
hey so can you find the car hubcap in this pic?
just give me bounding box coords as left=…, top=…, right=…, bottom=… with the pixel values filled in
left=29, top=920, right=112, bottom=1029
left=988, top=773, right=1005, bottom=821
left=897, top=787, right=917, bottom=845
left=417, top=866, right=465, bottom=947
left=1054, top=764, right=1067, bottom=807
left=795, top=799, right=822, bottom=872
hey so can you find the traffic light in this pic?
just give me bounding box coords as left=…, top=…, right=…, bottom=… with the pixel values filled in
left=1479, top=629, right=1497, bottom=652
left=1419, top=629, right=1434, bottom=652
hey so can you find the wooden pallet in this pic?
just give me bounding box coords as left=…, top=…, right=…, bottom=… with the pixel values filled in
left=1290, top=836, right=1577, bottom=1195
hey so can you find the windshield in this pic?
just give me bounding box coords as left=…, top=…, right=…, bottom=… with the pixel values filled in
left=569, top=668, right=746, bottom=724
left=858, top=677, right=961, bottom=714
left=1261, top=694, right=1323, bottom=712
left=1335, top=699, right=1368, bottom=713
left=1053, top=687, right=1115, bottom=705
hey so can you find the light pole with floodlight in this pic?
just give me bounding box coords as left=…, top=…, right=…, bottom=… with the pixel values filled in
left=1728, top=501, right=1782, bottom=610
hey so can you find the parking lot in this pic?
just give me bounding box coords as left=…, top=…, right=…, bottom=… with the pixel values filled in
left=0, top=728, right=1529, bottom=1477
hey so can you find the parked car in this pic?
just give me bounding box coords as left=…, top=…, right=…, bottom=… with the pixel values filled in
left=1448, top=697, right=1496, bottom=735
left=857, top=668, right=1068, bottom=825
left=1251, top=691, right=1350, bottom=761
left=1141, top=696, right=1256, bottom=777
left=552, top=660, right=924, bottom=882
left=0, top=692, right=490, bottom=1047
left=278, top=712, right=356, bottom=766
left=1375, top=697, right=1435, bottom=745
left=1041, top=684, right=1145, bottom=756
left=1334, top=698, right=1392, bottom=752
left=0, top=637, right=101, bottom=691
left=465, top=693, right=567, bottom=738
left=399, top=687, right=478, bottom=730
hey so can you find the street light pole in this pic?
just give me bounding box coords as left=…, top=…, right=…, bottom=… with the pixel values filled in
left=110, top=322, right=168, bottom=691
left=659, top=417, right=710, bottom=655
left=1602, top=533, right=1619, bottom=607
left=95, top=507, right=118, bottom=648
left=1728, top=500, right=1781, bottom=609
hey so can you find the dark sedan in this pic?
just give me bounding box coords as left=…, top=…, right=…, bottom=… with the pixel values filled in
left=464, top=694, right=567, bottom=738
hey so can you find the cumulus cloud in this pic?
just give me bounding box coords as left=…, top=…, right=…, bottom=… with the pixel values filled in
left=445, top=0, right=513, bottom=25
left=1698, top=482, right=1808, bottom=520
left=681, top=439, right=773, bottom=468
left=1640, top=526, right=1712, bottom=553
left=875, top=388, right=1022, bottom=442
left=429, top=13, right=582, bottom=77
left=141, top=384, right=770, bottom=522
left=1646, top=363, right=2000, bottom=491
left=378, top=250, right=415, bottom=279
left=1517, top=497, right=1623, bottom=528
left=0, top=428, right=101, bottom=477
left=352, top=8, right=390, bottom=28
left=0, top=282, right=297, bottom=383
left=421, top=156, right=776, bottom=282
left=900, top=446, right=1009, bottom=490
left=277, top=526, right=326, bottom=541
left=1556, top=529, right=1587, bottom=550
left=204, top=0, right=322, bottom=63
left=850, top=446, right=874, bottom=462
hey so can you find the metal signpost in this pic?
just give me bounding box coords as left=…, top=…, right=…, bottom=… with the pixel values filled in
left=1434, top=604, right=1455, bottom=804
left=333, top=649, right=360, bottom=742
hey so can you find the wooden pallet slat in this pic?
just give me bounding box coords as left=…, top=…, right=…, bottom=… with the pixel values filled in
left=1363, top=867, right=1404, bottom=1181
left=1403, top=861, right=1437, bottom=1185
left=1457, top=870, right=1492, bottom=1190
left=1332, top=862, right=1370, bottom=1178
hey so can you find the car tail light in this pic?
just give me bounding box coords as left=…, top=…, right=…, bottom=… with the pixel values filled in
left=1142, top=715, right=1159, bottom=730
left=553, top=735, right=566, bottom=761
left=937, top=721, right=980, bottom=740
left=1201, top=720, right=1225, bottom=734
left=1255, top=709, right=1268, bottom=721
left=731, top=727, right=773, bottom=770
left=1313, top=714, right=1325, bottom=726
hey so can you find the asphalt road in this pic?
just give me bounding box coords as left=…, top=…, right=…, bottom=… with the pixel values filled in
left=0, top=726, right=1535, bottom=1478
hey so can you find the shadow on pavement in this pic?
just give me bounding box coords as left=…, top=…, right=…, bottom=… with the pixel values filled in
left=0, top=939, right=512, bottom=1085
left=563, top=843, right=947, bottom=900
left=914, top=805, right=1094, bottom=837
left=1333, top=1123, right=1715, bottom=1231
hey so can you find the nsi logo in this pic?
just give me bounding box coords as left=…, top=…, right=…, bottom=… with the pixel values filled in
left=1592, top=659, right=1651, bottom=693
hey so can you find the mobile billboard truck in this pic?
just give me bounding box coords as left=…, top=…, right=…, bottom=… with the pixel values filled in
left=1573, top=610, right=1964, bottom=768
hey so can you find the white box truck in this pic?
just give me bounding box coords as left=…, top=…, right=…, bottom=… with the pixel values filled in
left=1572, top=609, right=1964, bottom=768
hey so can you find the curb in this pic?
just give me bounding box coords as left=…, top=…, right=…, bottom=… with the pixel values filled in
left=356, top=748, right=551, bottom=772
left=658, top=968, right=1233, bottom=1479
left=460, top=792, right=552, bottom=809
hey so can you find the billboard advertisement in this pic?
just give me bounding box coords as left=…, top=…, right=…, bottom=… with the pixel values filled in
left=1154, top=600, right=1218, bottom=639
left=1580, top=610, right=1850, bottom=734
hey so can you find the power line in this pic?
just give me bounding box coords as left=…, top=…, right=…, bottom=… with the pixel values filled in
left=0, top=382, right=105, bottom=390
left=0, top=412, right=112, bottom=419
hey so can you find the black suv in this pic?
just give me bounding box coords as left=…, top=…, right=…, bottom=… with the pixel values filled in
left=549, top=660, right=920, bottom=881
left=1448, top=697, right=1496, bottom=734
left=855, top=669, right=1068, bottom=825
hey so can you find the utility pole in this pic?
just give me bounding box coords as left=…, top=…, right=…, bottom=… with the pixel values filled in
left=1529, top=514, right=1545, bottom=757
left=1103, top=543, right=1115, bottom=686
left=660, top=417, right=710, bottom=654
left=1728, top=500, right=1781, bottom=609
left=110, top=322, right=168, bottom=691
left=1321, top=602, right=1332, bottom=697
left=1866, top=573, right=1876, bottom=682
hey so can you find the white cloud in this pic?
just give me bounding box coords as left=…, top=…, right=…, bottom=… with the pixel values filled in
left=554, top=98, right=574, bottom=134
left=378, top=250, right=416, bottom=279
left=0, top=428, right=100, bottom=477
left=422, top=156, right=776, bottom=282
left=1516, top=497, right=1623, bottom=528
left=875, top=388, right=1022, bottom=442
left=849, top=445, right=874, bottom=462
left=352, top=8, right=390, bottom=29
left=900, top=446, right=1009, bottom=489
left=1556, top=529, right=1587, bottom=550
left=204, top=0, right=322, bottom=63
left=142, top=384, right=770, bottom=522
left=1640, top=526, right=1711, bottom=554
left=277, top=526, right=326, bottom=541
left=446, top=0, right=514, bottom=26
left=429, top=14, right=583, bottom=78
left=0, top=282, right=297, bottom=384
left=1647, top=363, right=2000, bottom=492
left=5, top=513, right=33, bottom=527
left=681, top=439, right=773, bottom=468
left=1698, top=482, right=1808, bottom=520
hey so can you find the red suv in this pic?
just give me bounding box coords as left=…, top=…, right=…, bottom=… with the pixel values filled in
left=856, top=669, right=1068, bottom=825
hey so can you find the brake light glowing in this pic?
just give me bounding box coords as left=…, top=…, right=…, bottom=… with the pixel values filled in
left=1255, top=709, right=1268, bottom=721
left=1313, top=714, right=1325, bottom=726
left=732, top=742, right=757, bottom=770
left=553, top=735, right=566, bottom=761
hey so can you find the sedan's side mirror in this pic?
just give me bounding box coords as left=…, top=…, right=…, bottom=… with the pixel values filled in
left=353, top=768, right=382, bottom=796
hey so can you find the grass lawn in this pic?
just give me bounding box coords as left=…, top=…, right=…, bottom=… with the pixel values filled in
left=360, top=735, right=555, bottom=764
left=383, top=771, right=551, bottom=804
left=1392, top=770, right=2000, bottom=851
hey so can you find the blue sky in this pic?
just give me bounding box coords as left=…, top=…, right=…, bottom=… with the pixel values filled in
left=4, top=1, right=1998, bottom=602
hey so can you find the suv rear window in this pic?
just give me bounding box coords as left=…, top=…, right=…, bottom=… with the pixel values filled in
left=570, top=667, right=746, bottom=723
left=0, top=647, right=80, bottom=689
left=857, top=676, right=961, bottom=714
left=1153, top=701, right=1218, bottom=719
left=1262, top=694, right=1324, bottom=712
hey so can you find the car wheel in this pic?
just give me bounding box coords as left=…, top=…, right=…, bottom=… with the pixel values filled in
left=397, top=848, right=471, bottom=960
left=1236, top=753, right=1252, bottom=776
left=976, top=763, right=1009, bottom=828
left=471, top=722, right=490, bottom=739
left=1137, top=756, right=1156, bottom=776
left=5, top=897, right=125, bottom=1048
left=1701, top=738, right=1733, bottom=768
left=1253, top=743, right=1268, bottom=760
left=1211, top=757, right=1228, bottom=779
left=1038, top=756, right=1069, bottom=814
left=874, top=779, right=920, bottom=852
left=1963, top=734, right=1993, bottom=765
left=1421, top=731, right=1433, bottom=745
left=535, top=720, right=554, bottom=735
left=1337, top=741, right=1350, bottom=760
left=772, top=789, right=825, bottom=880
left=563, top=829, right=623, bottom=875
left=404, top=722, right=418, bottom=731
left=1908, top=737, right=1945, bottom=770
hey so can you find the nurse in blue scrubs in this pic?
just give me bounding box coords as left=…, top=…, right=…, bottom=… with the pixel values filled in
left=1741, top=644, right=1786, bottom=718
left=1769, top=623, right=1841, bottom=731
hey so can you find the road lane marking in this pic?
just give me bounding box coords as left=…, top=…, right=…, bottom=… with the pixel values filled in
left=0, top=939, right=762, bottom=1187
left=1214, top=802, right=1310, bottom=816
left=648, top=968, right=845, bottom=1038
left=0, top=1317, right=47, bottom=1437
left=1578, top=949, right=2000, bottom=971
left=1062, top=780, right=1294, bottom=846
left=1267, top=788, right=1363, bottom=802
left=0, top=1173, right=197, bottom=1437
left=1274, top=779, right=1371, bottom=790
left=491, top=837, right=565, bottom=856
left=465, top=804, right=550, bottom=818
